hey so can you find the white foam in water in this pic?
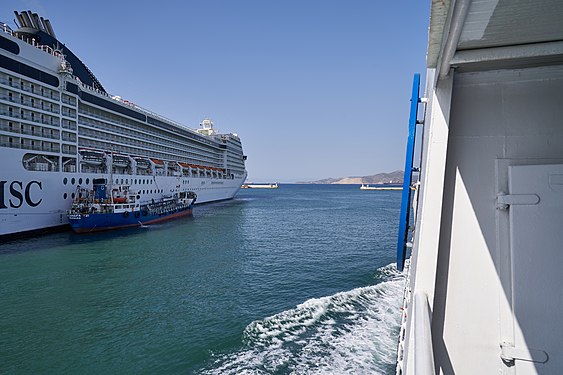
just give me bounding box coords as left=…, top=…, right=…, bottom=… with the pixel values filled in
left=200, top=263, right=405, bottom=374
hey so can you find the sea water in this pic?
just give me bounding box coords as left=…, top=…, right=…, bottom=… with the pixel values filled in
left=0, top=184, right=404, bottom=374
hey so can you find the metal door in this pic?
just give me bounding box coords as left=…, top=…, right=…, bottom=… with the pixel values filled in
left=504, top=164, right=563, bottom=374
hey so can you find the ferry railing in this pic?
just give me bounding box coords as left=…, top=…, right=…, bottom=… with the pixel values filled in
left=414, top=292, right=436, bottom=375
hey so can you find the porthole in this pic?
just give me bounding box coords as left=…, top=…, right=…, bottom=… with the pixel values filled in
left=126, top=179, right=129, bottom=184
left=134, top=179, right=137, bottom=184
left=78, top=178, right=83, bottom=185
left=63, top=177, right=67, bottom=185
left=63, top=193, right=67, bottom=199
left=71, top=178, right=75, bottom=185
left=86, top=178, right=90, bottom=185
left=71, top=193, right=75, bottom=199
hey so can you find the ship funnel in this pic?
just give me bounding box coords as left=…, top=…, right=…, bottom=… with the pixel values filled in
left=43, top=18, right=56, bottom=38
left=20, top=11, right=32, bottom=29
left=13, top=10, right=57, bottom=38
left=13, top=11, right=24, bottom=28
left=30, top=12, right=42, bottom=31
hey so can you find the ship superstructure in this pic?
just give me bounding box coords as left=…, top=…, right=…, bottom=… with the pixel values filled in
left=0, top=11, right=247, bottom=237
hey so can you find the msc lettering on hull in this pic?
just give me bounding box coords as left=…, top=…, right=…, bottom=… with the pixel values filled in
left=0, top=181, right=43, bottom=209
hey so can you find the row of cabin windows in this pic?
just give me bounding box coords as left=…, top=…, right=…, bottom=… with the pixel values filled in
left=4, top=75, right=59, bottom=100
left=4, top=91, right=59, bottom=113
left=78, top=114, right=222, bottom=159
left=78, top=102, right=219, bottom=149
left=115, top=178, right=155, bottom=186
left=1, top=135, right=60, bottom=152
left=2, top=120, right=60, bottom=139
left=4, top=106, right=60, bottom=126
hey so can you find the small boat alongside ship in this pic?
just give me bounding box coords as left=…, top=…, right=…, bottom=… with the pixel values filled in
left=67, top=178, right=196, bottom=233
left=242, top=183, right=279, bottom=189
left=360, top=184, right=402, bottom=191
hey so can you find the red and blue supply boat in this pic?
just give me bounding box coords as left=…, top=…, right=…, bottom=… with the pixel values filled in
left=67, top=178, right=196, bottom=233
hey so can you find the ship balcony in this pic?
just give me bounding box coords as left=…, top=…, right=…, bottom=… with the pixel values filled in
left=62, top=119, right=77, bottom=130
left=61, top=108, right=77, bottom=118
left=0, top=138, right=60, bottom=153
left=0, top=77, right=60, bottom=101
left=62, top=96, right=77, bottom=106
left=0, top=109, right=60, bottom=127
left=0, top=95, right=61, bottom=115
left=0, top=123, right=60, bottom=140
left=61, top=133, right=77, bottom=142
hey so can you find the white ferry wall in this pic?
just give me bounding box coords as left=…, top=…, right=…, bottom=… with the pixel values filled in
left=0, top=21, right=246, bottom=237
left=401, top=1, right=563, bottom=374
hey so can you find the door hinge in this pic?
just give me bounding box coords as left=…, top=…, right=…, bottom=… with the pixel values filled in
left=500, top=342, right=548, bottom=363
left=496, top=194, right=540, bottom=210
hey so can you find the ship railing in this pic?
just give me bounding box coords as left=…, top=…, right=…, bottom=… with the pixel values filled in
left=3, top=141, right=50, bottom=152
left=76, top=81, right=110, bottom=98
left=0, top=110, right=59, bottom=127
left=1, top=23, right=13, bottom=36
left=74, top=80, right=208, bottom=138
left=0, top=95, right=60, bottom=114
left=132, top=104, right=207, bottom=139
left=0, top=77, right=62, bottom=101
left=0, top=23, right=62, bottom=59
left=73, top=86, right=225, bottom=152
left=413, top=292, right=436, bottom=375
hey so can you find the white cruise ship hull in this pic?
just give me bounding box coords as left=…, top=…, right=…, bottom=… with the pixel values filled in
left=1, top=148, right=245, bottom=236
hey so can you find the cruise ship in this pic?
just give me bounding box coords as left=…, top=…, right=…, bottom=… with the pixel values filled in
left=0, top=11, right=247, bottom=238
left=396, top=1, right=563, bottom=374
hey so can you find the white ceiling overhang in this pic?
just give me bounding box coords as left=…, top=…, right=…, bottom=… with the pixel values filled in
left=427, top=0, right=563, bottom=77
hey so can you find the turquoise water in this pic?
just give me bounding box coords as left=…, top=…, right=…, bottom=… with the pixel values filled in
left=0, top=184, right=404, bottom=374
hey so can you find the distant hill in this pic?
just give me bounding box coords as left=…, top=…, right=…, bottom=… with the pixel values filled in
left=299, top=170, right=404, bottom=184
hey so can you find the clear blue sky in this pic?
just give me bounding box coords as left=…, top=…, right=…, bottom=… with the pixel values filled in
left=2, top=1, right=430, bottom=182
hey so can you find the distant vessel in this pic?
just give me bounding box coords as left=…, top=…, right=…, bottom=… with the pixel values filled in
left=242, top=183, right=279, bottom=189
left=0, top=10, right=247, bottom=238
left=67, top=178, right=196, bottom=233
left=395, top=1, right=563, bottom=374
left=360, top=184, right=401, bottom=191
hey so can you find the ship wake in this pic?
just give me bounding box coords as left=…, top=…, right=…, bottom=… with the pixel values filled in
left=200, top=263, right=405, bottom=374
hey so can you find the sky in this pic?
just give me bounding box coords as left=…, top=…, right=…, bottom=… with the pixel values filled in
left=2, top=1, right=430, bottom=182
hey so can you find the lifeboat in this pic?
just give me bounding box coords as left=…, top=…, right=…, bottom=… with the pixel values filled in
left=151, top=158, right=164, bottom=168
left=112, top=154, right=130, bottom=168
left=134, top=157, right=150, bottom=169
left=79, top=149, right=105, bottom=166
